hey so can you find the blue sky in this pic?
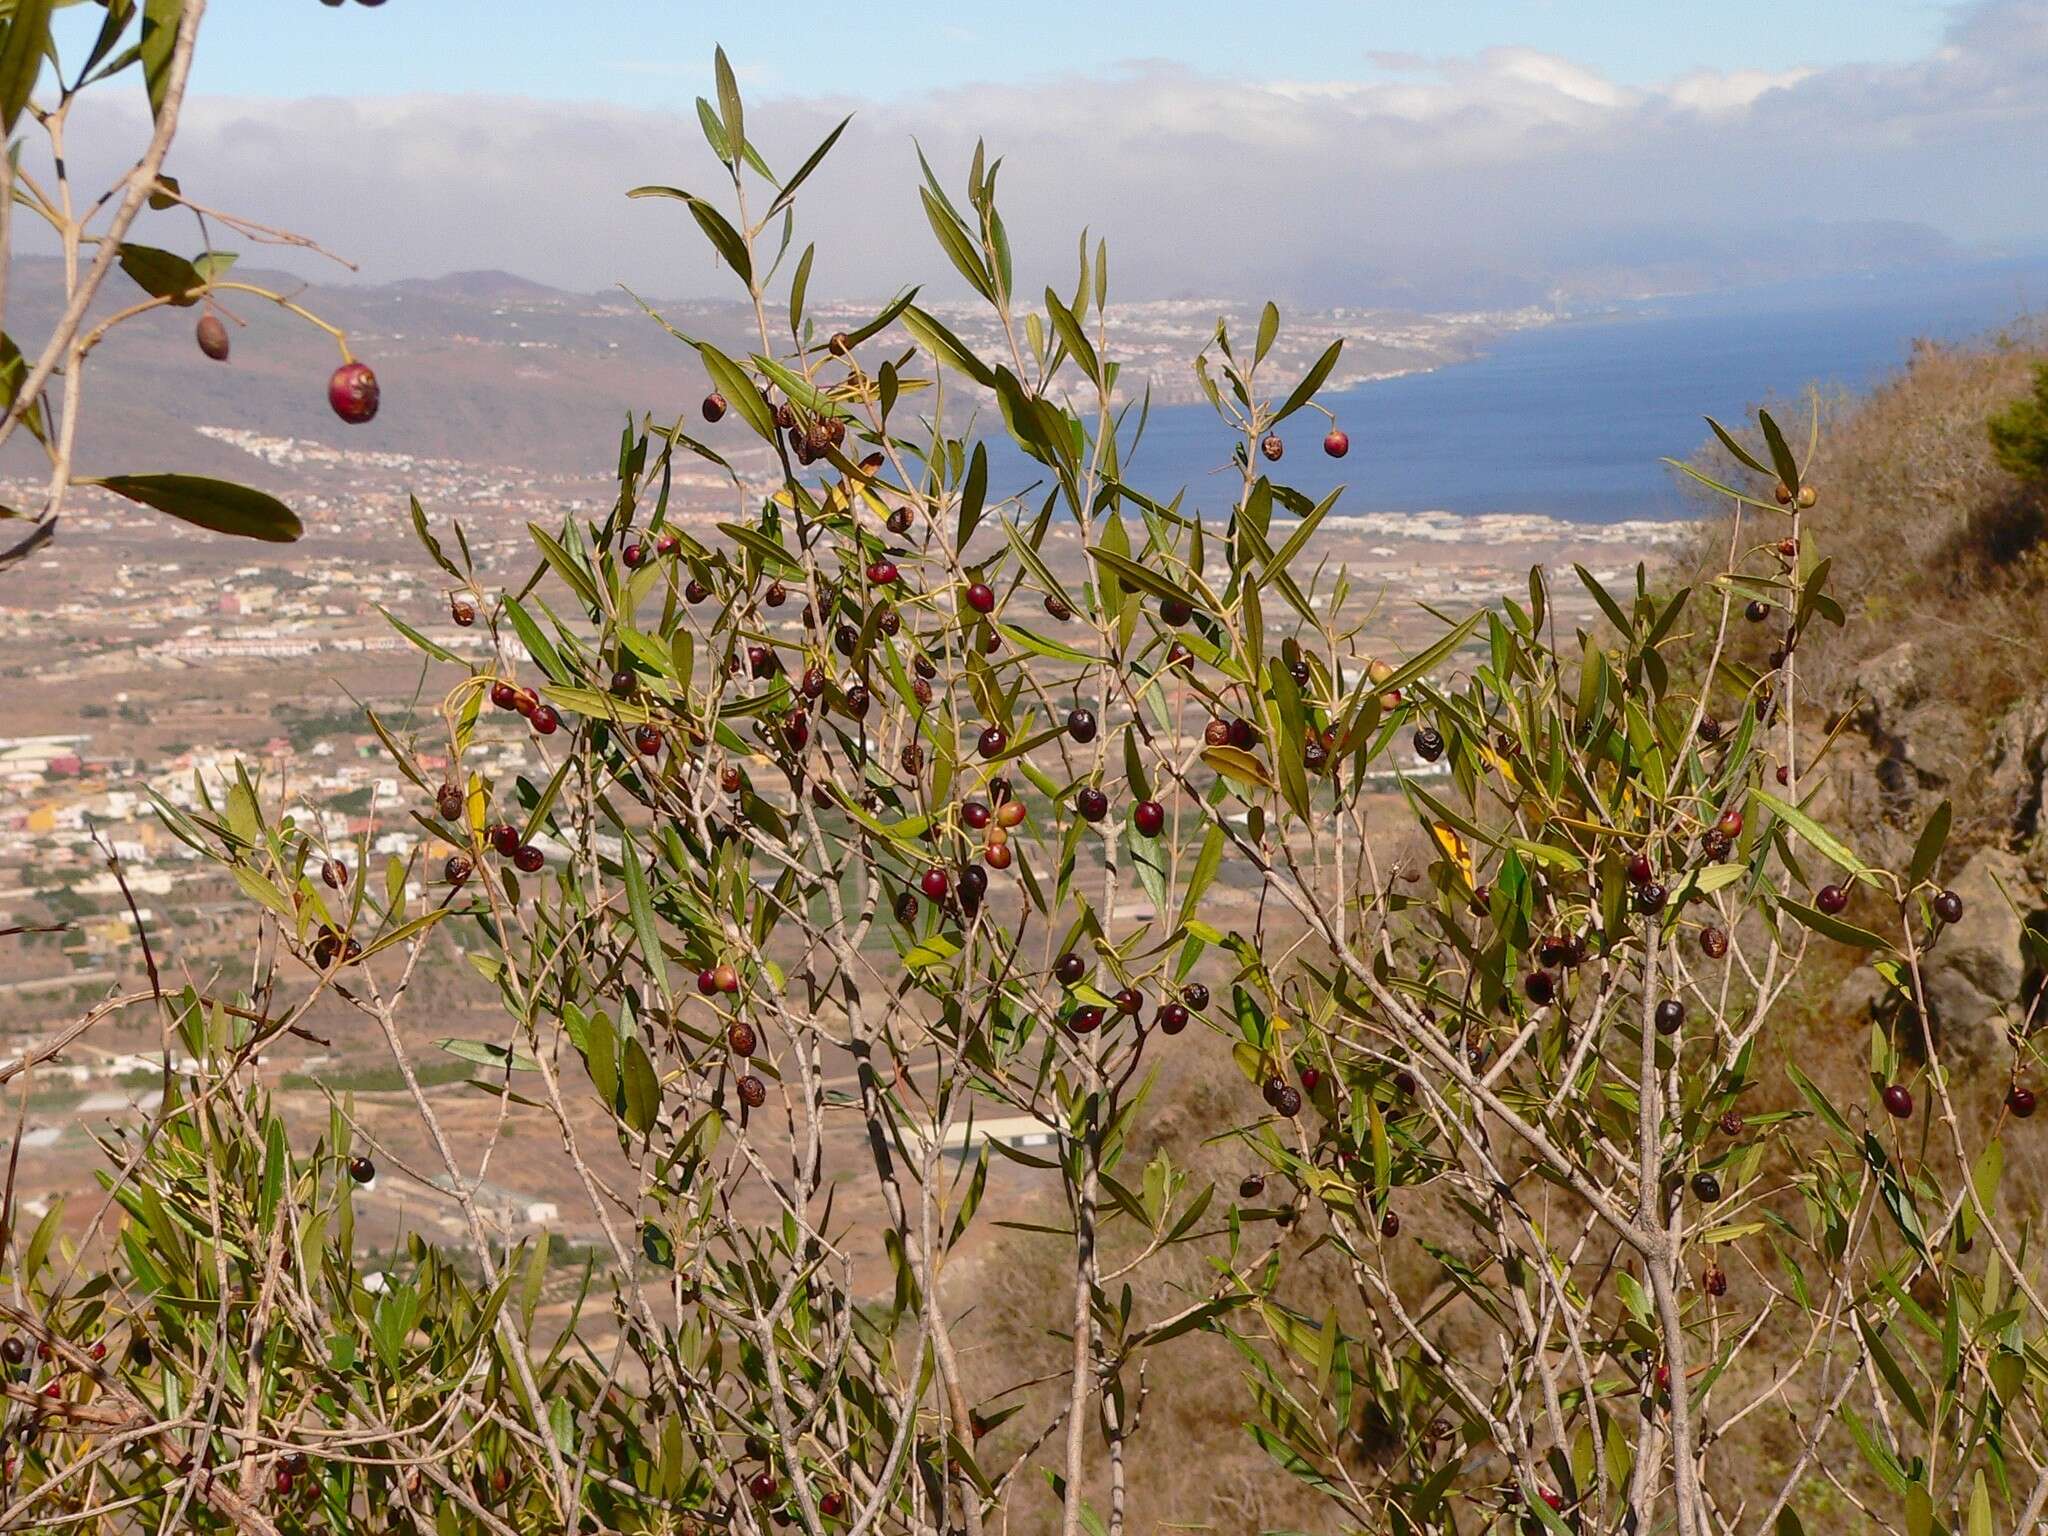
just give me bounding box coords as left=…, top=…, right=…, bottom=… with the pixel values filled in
left=186, top=0, right=1953, bottom=104
left=52, top=0, right=2041, bottom=304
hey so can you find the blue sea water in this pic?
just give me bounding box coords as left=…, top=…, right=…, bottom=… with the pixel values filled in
left=982, top=260, right=2048, bottom=524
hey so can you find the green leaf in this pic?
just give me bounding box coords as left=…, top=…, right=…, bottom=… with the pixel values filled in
left=1752, top=788, right=1865, bottom=875
left=0, top=0, right=52, bottom=134
left=116, top=243, right=202, bottom=305
left=713, top=45, right=744, bottom=165
left=1780, top=896, right=1889, bottom=951
left=696, top=341, right=776, bottom=441
left=901, top=305, right=996, bottom=388
left=619, top=831, right=670, bottom=1004
left=767, top=113, right=851, bottom=218
left=1704, top=416, right=1773, bottom=478
left=1758, top=408, right=1800, bottom=495
left=1271, top=338, right=1342, bottom=425
left=1202, top=745, right=1272, bottom=792
left=139, top=0, right=182, bottom=120
left=89, top=474, right=300, bottom=543
left=620, top=1035, right=659, bottom=1135
left=1907, top=799, right=1951, bottom=887
left=1087, top=544, right=1199, bottom=611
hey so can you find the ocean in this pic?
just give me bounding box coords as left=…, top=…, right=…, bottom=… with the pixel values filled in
left=982, top=259, right=2048, bottom=524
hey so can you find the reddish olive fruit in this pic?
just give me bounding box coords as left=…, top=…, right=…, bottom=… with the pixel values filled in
left=1380, top=1210, right=1400, bottom=1238
left=489, top=823, right=520, bottom=857
left=866, top=560, right=898, bottom=586
left=1111, top=987, right=1141, bottom=1017
left=996, top=799, right=1026, bottom=829
left=1182, top=981, right=1211, bottom=1011
left=2008, top=1086, right=2037, bottom=1118
left=696, top=969, right=720, bottom=996
left=713, top=963, right=740, bottom=993
left=977, top=726, right=1007, bottom=759
left=920, top=867, right=950, bottom=900
left=490, top=680, right=518, bottom=710
left=1323, top=428, right=1349, bottom=458
left=1299, top=1065, right=1320, bottom=1092
left=1934, top=889, right=1963, bottom=923
left=196, top=312, right=231, bottom=361
left=436, top=783, right=464, bottom=820
left=1055, top=952, right=1086, bottom=985
left=1204, top=719, right=1231, bottom=747
left=727, top=1021, right=756, bottom=1057
left=1816, top=884, right=1849, bottom=915
left=327, top=361, right=380, bottom=424
left=984, top=841, right=1012, bottom=870
left=321, top=859, right=347, bottom=889
left=449, top=597, right=475, bottom=627
left=701, top=391, right=727, bottom=422
left=1776, top=764, right=1791, bottom=785
left=1132, top=800, right=1165, bottom=838
left=821, top=1491, right=845, bottom=1518
left=531, top=704, right=560, bottom=736
left=1066, top=707, right=1097, bottom=743
left=1700, top=926, right=1729, bottom=959
left=1703, top=1264, right=1728, bottom=1297
left=1881, top=1083, right=1913, bottom=1118
left=656, top=534, right=679, bottom=557
left=1160, top=595, right=1193, bottom=626
left=348, top=1155, right=375, bottom=1183
left=1412, top=726, right=1443, bottom=762
left=1156, top=1002, right=1189, bottom=1034
left=1523, top=970, right=1555, bottom=1005
left=1718, top=1109, right=1744, bottom=1136
left=1777, top=537, right=1799, bottom=557
left=634, top=724, right=662, bottom=756
left=965, top=582, right=996, bottom=613
left=746, top=1467, right=775, bottom=1501
left=1068, top=1004, right=1104, bottom=1034
left=444, top=854, right=472, bottom=885
left=513, top=844, right=544, bottom=873
left=623, top=543, right=648, bottom=569
left=1654, top=999, right=1685, bottom=1034
left=1626, top=853, right=1654, bottom=885
left=1259, top=433, right=1283, bottom=462
left=685, top=579, right=710, bottom=604
left=1715, top=808, right=1743, bottom=839
left=1774, top=481, right=1793, bottom=506
left=962, top=800, right=992, bottom=831
left=1076, top=787, right=1109, bottom=822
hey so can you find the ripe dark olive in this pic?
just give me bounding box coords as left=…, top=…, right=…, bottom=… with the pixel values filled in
left=450, top=599, right=475, bottom=627
left=1069, top=1004, right=1104, bottom=1034
left=1881, top=1083, right=1913, bottom=1119
left=1626, top=853, right=1654, bottom=885
left=1933, top=889, right=1963, bottom=924
left=491, top=680, right=518, bottom=710
left=1412, top=726, right=1443, bottom=762
left=531, top=704, right=561, bottom=736
left=701, top=391, right=727, bottom=421
left=2008, top=1086, right=2037, bottom=1119
left=1697, top=715, right=1722, bottom=743
left=1132, top=800, right=1165, bottom=838
left=2, top=1337, right=23, bottom=1366
left=1181, top=981, right=1211, bottom=1011
left=1165, top=641, right=1193, bottom=668
left=1816, top=884, right=1849, bottom=916
left=609, top=669, right=637, bottom=698
left=513, top=845, right=544, bottom=873
left=1380, top=1210, right=1400, bottom=1238
left=1228, top=717, right=1257, bottom=750
left=196, top=311, right=231, bottom=360
left=622, top=543, right=648, bottom=569
left=1654, top=999, right=1685, bottom=1034
left=1156, top=1002, right=1189, bottom=1033
left=727, top=1021, right=757, bottom=1057
left=327, top=360, right=379, bottom=424
left=489, top=823, right=520, bottom=857
left=1745, top=599, right=1770, bottom=623
left=1703, top=1264, right=1728, bottom=1297
left=1113, top=987, right=1142, bottom=1016
left=1076, top=787, right=1109, bottom=822
left=958, top=866, right=988, bottom=909
left=444, top=854, right=472, bottom=886
left=1066, top=707, right=1097, bottom=743
left=1259, top=433, right=1283, bottom=462
left=1703, top=829, right=1731, bottom=861
left=1204, top=719, right=1231, bottom=747
left=1323, top=428, right=1349, bottom=458
left=321, top=859, right=347, bottom=890
left=1718, top=1109, right=1744, bottom=1136
left=657, top=534, right=679, bottom=557
left=738, top=1075, right=767, bottom=1110
left=920, top=867, right=950, bottom=900
left=1271, top=1084, right=1302, bottom=1117
left=685, top=579, right=711, bottom=604
left=1523, top=970, right=1555, bottom=1005
left=436, top=783, right=463, bottom=820
left=821, top=1491, right=845, bottom=1518
left=893, top=893, right=919, bottom=926
left=977, top=726, right=1007, bottom=759
left=865, top=560, right=898, bottom=586
left=963, top=800, right=992, bottom=831
left=1394, top=1068, right=1417, bottom=1095
left=1239, top=1174, right=1265, bottom=1199
left=1054, top=952, right=1086, bottom=985
left=1690, top=1172, right=1721, bottom=1202
left=721, top=766, right=743, bottom=793
left=1045, top=594, right=1073, bottom=621
left=965, top=582, right=996, bottom=613
left=1700, top=925, right=1729, bottom=959
left=634, top=724, right=662, bottom=756
left=1634, top=881, right=1668, bottom=914
left=1159, top=596, right=1193, bottom=626
left=348, top=1155, right=375, bottom=1184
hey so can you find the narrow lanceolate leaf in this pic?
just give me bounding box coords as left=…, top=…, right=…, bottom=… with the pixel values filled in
left=1758, top=408, right=1800, bottom=495
left=1751, top=788, right=1865, bottom=875
left=1086, top=545, right=1200, bottom=611
left=89, top=474, right=302, bottom=543
left=713, top=45, right=745, bottom=166
left=1779, top=896, right=1889, bottom=951
left=1704, top=416, right=1773, bottom=478
left=768, top=113, right=852, bottom=218
left=0, top=0, right=54, bottom=133
left=619, top=830, right=670, bottom=1003
left=1907, top=800, right=1951, bottom=888
left=139, top=0, right=186, bottom=120
left=1270, top=338, right=1342, bottom=425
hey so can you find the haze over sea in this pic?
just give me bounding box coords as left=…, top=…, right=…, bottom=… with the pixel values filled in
left=987, top=258, right=2048, bottom=526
